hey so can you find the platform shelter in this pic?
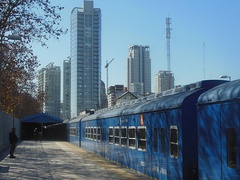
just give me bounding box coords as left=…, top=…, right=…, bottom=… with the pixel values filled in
left=20, top=113, right=63, bottom=140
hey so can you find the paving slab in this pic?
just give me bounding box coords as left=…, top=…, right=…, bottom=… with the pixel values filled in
left=0, top=141, right=152, bottom=180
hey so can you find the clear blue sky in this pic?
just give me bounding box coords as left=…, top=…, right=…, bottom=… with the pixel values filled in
left=32, top=0, right=240, bottom=92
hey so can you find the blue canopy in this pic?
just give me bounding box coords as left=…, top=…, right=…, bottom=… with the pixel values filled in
left=20, top=113, right=63, bottom=124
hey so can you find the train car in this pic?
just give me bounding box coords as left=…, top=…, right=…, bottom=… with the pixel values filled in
left=81, top=105, right=132, bottom=156
left=79, top=80, right=226, bottom=179
left=69, top=110, right=94, bottom=147
left=197, top=79, right=240, bottom=179
left=69, top=116, right=80, bottom=146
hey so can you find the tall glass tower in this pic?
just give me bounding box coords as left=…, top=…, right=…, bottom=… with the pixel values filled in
left=63, top=59, right=71, bottom=120
left=155, top=70, right=174, bottom=93
left=38, top=63, right=61, bottom=118
left=70, top=1, right=101, bottom=118
left=127, top=45, right=151, bottom=96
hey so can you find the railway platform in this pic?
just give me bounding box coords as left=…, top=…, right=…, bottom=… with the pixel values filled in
left=0, top=141, right=151, bottom=180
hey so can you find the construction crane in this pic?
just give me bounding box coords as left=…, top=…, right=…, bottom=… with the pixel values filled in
left=105, top=58, right=114, bottom=95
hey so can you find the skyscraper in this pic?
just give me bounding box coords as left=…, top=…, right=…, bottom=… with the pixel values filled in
left=63, top=59, right=71, bottom=120
left=107, top=85, right=127, bottom=107
left=70, top=1, right=101, bottom=118
left=127, top=45, right=151, bottom=96
left=155, top=70, right=174, bottom=93
left=100, top=80, right=107, bottom=109
left=38, top=62, right=61, bottom=118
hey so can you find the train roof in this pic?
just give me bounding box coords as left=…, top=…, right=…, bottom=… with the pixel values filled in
left=69, top=112, right=93, bottom=123
left=69, top=116, right=81, bottom=123
left=121, top=90, right=195, bottom=114
left=198, top=79, right=240, bottom=105
left=81, top=80, right=226, bottom=121
left=120, top=80, right=227, bottom=115
left=82, top=103, right=132, bottom=121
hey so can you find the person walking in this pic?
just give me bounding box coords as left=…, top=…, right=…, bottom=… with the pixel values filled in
left=9, top=127, right=18, bottom=158
left=33, top=128, right=39, bottom=141
left=39, top=131, right=43, bottom=141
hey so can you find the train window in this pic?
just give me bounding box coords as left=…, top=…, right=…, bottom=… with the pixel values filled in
left=97, top=128, right=101, bottom=141
left=109, top=127, right=114, bottom=144
left=121, top=126, right=127, bottom=146
left=86, top=127, right=88, bottom=139
left=170, top=126, right=178, bottom=158
left=154, top=128, right=158, bottom=152
left=161, top=128, right=166, bottom=154
left=91, top=128, right=93, bottom=139
left=93, top=127, right=97, bottom=140
left=129, top=126, right=136, bottom=148
left=70, top=127, right=76, bottom=136
left=86, top=127, right=92, bottom=139
left=226, top=128, right=237, bottom=168
left=85, top=127, right=88, bottom=139
left=114, top=127, right=120, bottom=145
left=138, top=126, right=146, bottom=151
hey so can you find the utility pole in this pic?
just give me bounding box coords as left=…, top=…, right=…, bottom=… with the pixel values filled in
left=105, top=58, right=114, bottom=95
left=166, top=17, right=172, bottom=71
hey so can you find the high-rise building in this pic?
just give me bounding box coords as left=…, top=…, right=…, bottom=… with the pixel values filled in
left=155, top=70, right=174, bottom=93
left=108, top=85, right=127, bottom=107
left=127, top=45, right=151, bottom=96
left=100, top=80, right=107, bottom=109
left=70, top=1, right=101, bottom=118
left=63, top=59, right=71, bottom=120
left=38, top=62, right=61, bottom=118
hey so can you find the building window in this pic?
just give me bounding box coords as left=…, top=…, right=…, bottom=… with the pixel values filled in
left=138, top=126, right=146, bottom=151
left=170, top=126, right=178, bottom=158
left=121, top=126, right=127, bottom=146
left=129, top=126, right=136, bottom=148
left=161, top=128, right=166, bottom=154
left=227, top=128, right=237, bottom=168
left=109, top=127, right=114, bottom=144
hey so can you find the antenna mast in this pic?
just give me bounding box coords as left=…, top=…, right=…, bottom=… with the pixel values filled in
left=166, top=17, right=172, bottom=71
left=203, top=42, right=205, bottom=79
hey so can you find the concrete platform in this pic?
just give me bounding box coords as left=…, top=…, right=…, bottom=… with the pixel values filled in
left=0, top=141, right=151, bottom=180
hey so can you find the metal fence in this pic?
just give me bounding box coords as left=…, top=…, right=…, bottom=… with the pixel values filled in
left=0, top=111, right=21, bottom=152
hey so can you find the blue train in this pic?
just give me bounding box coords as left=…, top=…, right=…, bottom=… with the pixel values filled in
left=68, top=79, right=240, bottom=179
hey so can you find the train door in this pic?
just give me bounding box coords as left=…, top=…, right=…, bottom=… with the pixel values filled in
left=221, top=103, right=240, bottom=178
left=152, top=112, right=168, bottom=179
left=100, top=127, right=107, bottom=157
